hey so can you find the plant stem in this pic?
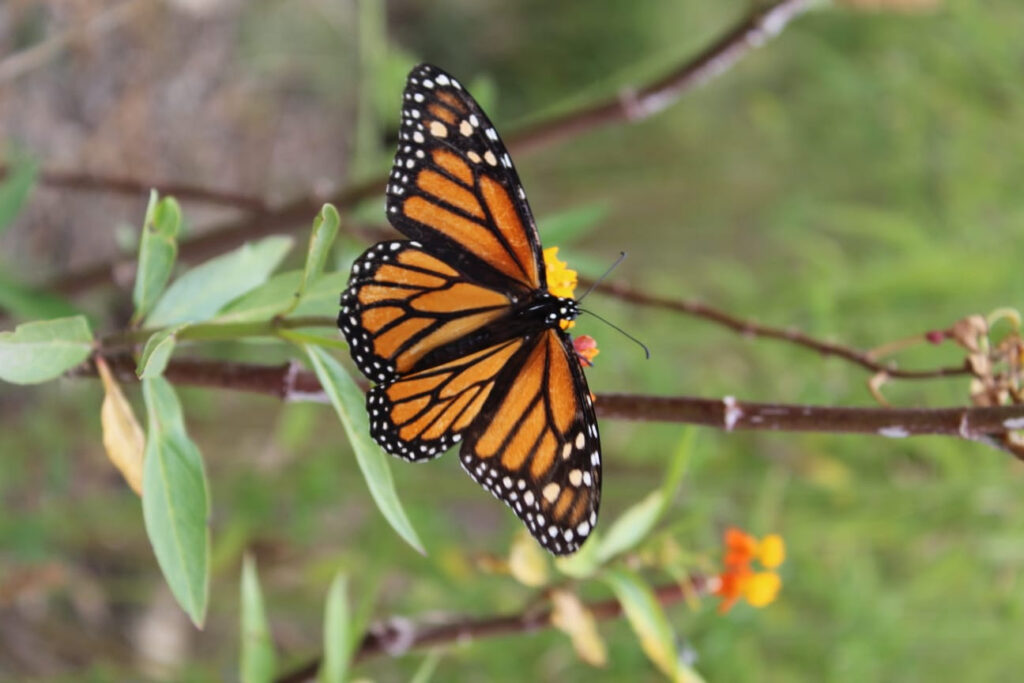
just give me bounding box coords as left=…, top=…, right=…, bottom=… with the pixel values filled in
left=99, top=315, right=337, bottom=348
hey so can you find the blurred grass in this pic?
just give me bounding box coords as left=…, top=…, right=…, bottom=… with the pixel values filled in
left=5, top=0, right=1024, bottom=680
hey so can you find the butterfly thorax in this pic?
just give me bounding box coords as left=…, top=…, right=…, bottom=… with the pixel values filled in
left=519, top=292, right=579, bottom=327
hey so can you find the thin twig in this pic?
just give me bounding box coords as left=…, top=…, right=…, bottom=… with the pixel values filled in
left=74, top=353, right=1024, bottom=448
left=274, top=574, right=711, bottom=682
left=40, top=0, right=816, bottom=297
left=589, top=281, right=971, bottom=380
left=510, top=0, right=820, bottom=153
left=46, top=177, right=384, bottom=295
left=4, top=167, right=270, bottom=212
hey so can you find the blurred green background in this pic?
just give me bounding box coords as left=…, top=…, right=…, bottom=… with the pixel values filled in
left=4, top=0, right=1024, bottom=680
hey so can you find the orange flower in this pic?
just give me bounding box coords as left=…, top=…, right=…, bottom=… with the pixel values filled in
left=714, top=527, right=785, bottom=613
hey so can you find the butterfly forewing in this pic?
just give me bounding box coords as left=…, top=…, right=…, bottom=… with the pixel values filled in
left=339, top=240, right=514, bottom=383
left=460, top=329, right=601, bottom=555
left=386, top=63, right=545, bottom=294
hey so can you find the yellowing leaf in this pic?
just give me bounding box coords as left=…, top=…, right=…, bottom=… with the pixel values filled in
left=603, top=568, right=703, bottom=682
left=96, top=357, right=144, bottom=495
left=508, top=530, right=549, bottom=587
left=550, top=589, right=607, bottom=667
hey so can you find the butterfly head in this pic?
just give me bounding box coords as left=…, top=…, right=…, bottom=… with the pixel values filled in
left=531, top=291, right=580, bottom=329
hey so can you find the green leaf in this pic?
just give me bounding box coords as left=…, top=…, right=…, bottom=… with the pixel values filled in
left=540, top=203, right=609, bottom=246
left=0, top=315, right=93, bottom=384
left=319, top=572, right=351, bottom=683
left=136, top=324, right=187, bottom=379
left=141, top=377, right=211, bottom=627
left=132, top=192, right=183, bottom=323
left=215, top=270, right=346, bottom=324
left=280, top=205, right=341, bottom=317
left=409, top=652, right=443, bottom=683
left=297, top=205, right=341, bottom=301
left=596, top=491, right=664, bottom=565
left=305, top=345, right=425, bottom=554
left=240, top=555, right=277, bottom=683
left=603, top=568, right=692, bottom=682
left=145, top=235, right=293, bottom=327
left=0, top=272, right=78, bottom=320
left=0, top=156, right=38, bottom=235
left=595, top=428, right=694, bottom=563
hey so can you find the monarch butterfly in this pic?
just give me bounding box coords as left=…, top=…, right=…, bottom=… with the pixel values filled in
left=338, top=64, right=599, bottom=555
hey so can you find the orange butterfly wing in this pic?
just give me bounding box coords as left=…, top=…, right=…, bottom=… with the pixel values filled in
left=385, top=64, right=545, bottom=294
left=460, top=328, right=600, bottom=555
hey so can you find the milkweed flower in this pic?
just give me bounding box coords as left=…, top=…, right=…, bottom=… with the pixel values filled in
left=544, top=246, right=578, bottom=298
left=544, top=246, right=578, bottom=330
left=714, top=527, right=785, bottom=613
left=573, top=334, right=600, bottom=366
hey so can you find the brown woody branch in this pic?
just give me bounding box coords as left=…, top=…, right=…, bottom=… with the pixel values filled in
left=40, top=0, right=817, bottom=297
left=46, top=178, right=384, bottom=295
left=510, top=0, right=819, bottom=153
left=78, top=353, right=1024, bottom=448
left=274, top=574, right=712, bottom=683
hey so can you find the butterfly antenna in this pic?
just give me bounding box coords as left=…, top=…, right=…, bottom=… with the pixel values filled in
left=576, top=251, right=627, bottom=303
left=578, top=307, right=651, bottom=360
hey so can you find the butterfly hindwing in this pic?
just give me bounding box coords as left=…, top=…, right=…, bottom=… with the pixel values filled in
left=459, top=328, right=601, bottom=555
left=386, top=63, right=545, bottom=294
left=366, top=338, right=525, bottom=462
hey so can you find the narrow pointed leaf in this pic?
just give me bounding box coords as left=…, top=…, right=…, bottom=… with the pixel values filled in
left=409, top=652, right=443, bottom=683
left=215, top=270, right=346, bottom=324
left=305, top=345, right=424, bottom=554
left=0, top=156, right=37, bottom=235
left=132, top=192, right=182, bottom=322
left=285, top=204, right=340, bottom=315
left=142, top=377, right=211, bottom=627
left=97, top=358, right=145, bottom=494
left=596, top=429, right=694, bottom=563
left=145, top=235, right=293, bottom=327
left=603, top=568, right=680, bottom=681
left=319, top=572, right=351, bottom=683
left=136, top=324, right=187, bottom=379
left=240, top=555, right=277, bottom=683
left=0, top=315, right=92, bottom=384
